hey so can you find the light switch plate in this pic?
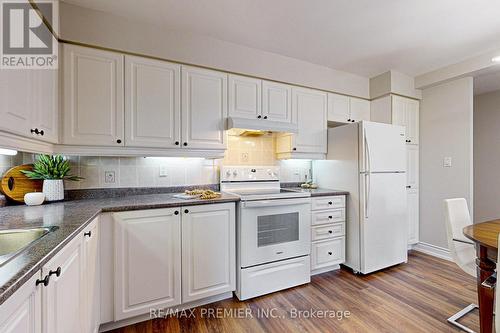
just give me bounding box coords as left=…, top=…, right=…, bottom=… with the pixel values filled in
left=159, top=165, right=168, bottom=177
left=104, top=171, right=116, bottom=183
left=443, top=157, right=452, bottom=167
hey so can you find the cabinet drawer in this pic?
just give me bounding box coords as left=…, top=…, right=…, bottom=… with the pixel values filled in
left=311, top=237, right=345, bottom=270
left=311, top=223, right=345, bottom=241
left=311, top=196, right=345, bottom=210
left=311, top=209, right=345, bottom=226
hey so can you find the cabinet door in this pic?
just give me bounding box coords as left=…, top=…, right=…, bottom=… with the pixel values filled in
left=262, top=80, right=293, bottom=123
left=182, top=203, right=235, bottom=303
left=405, top=98, right=419, bottom=145
left=292, top=87, right=327, bottom=153
left=42, top=235, right=85, bottom=333
left=391, top=95, right=407, bottom=130
left=349, top=97, right=370, bottom=122
left=327, top=93, right=350, bottom=123
left=0, top=273, right=42, bottom=333
left=228, top=74, right=261, bottom=120
left=113, top=208, right=181, bottom=320
left=0, top=69, right=33, bottom=136
left=181, top=66, right=227, bottom=150
left=62, top=44, right=124, bottom=146
left=32, top=69, right=58, bottom=143
left=83, top=218, right=100, bottom=333
left=407, top=188, right=419, bottom=245
left=406, top=145, right=419, bottom=190
left=125, top=56, right=181, bottom=148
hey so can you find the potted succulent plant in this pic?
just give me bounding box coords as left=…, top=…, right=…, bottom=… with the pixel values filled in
left=21, top=155, right=82, bottom=202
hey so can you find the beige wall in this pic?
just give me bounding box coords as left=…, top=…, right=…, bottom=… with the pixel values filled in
left=420, top=77, right=474, bottom=248
left=474, top=90, right=500, bottom=222
left=59, top=2, right=369, bottom=98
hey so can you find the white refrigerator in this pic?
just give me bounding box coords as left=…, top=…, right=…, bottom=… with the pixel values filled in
left=313, top=121, right=408, bottom=274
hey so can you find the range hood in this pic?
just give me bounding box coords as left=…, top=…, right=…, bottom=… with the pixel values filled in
left=226, top=117, right=298, bottom=133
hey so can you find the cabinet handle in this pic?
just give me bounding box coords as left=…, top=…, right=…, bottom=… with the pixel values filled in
left=328, top=230, right=333, bottom=234
left=263, top=116, right=268, bottom=119
left=36, top=275, right=50, bottom=286
left=184, top=209, right=189, bottom=214
left=328, top=201, right=333, bottom=205
left=408, top=140, right=411, bottom=143
left=328, top=252, right=333, bottom=255
left=30, top=128, right=38, bottom=134
left=174, top=210, right=179, bottom=215
left=257, top=115, right=262, bottom=119
left=347, top=119, right=351, bottom=122
left=292, top=147, right=297, bottom=151
left=351, top=119, right=355, bottom=122
left=39, top=130, right=44, bottom=136
left=328, top=216, right=332, bottom=219
left=406, top=185, right=411, bottom=189
left=175, top=141, right=179, bottom=146
left=183, top=142, right=188, bottom=146
left=116, top=139, right=122, bottom=144
left=84, top=231, right=91, bottom=237
left=49, top=267, right=61, bottom=277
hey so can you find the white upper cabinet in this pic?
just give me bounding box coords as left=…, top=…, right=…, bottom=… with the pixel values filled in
left=228, top=74, right=261, bottom=120
left=349, top=97, right=371, bottom=122
left=392, top=95, right=419, bottom=144
left=327, top=93, right=370, bottom=123
left=32, top=69, right=59, bottom=143
left=181, top=66, right=227, bottom=150
left=62, top=44, right=124, bottom=146
left=113, top=208, right=181, bottom=320
left=182, top=203, right=236, bottom=303
left=125, top=56, right=181, bottom=148
left=291, top=87, right=328, bottom=154
left=262, top=80, right=293, bottom=123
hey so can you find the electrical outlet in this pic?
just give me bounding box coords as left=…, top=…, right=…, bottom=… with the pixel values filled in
left=104, top=171, right=116, bottom=183
left=159, top=165, right=168, bottom=177
left=241, top=152, right=249, bottom=163
left=443, top=157, right=452, bottom=167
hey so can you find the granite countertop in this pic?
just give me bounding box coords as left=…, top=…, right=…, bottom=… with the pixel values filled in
left=286, top=187, right=349, bottom=197
left=0, top=192, right=239, bottom=305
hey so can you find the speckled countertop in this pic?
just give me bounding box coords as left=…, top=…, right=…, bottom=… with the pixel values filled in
left=0, top=193, right=239, bottom=305
left=286, top=187, right=349, bottom=197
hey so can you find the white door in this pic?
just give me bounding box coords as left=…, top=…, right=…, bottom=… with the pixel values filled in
left=0, top=69, right=32, bottom=137
left=262, top=80, right=293, bottom=123
left=327, top=93, right=350, bottom=123
left=182, top=203, right=235, bottom=302
left=62, top=44, right=124, bottom=146
left=360, top=172, right=407, bottom=274
left=113, top=208, right=181, bottom=320
left=125, top=56, right=181, bottom=148
left=361, top=122, right=406, bottom=173
left=407, top=188, right=419, bottom=244
left=406, top=145, right=419, bottom=189
left=292, top=87, right=327, bottom=153
left=42, top=235, right=85, bottom=333
left=349, top=97, right=370, bottom=122
left=181, top=66, right=227, bottom=149
left=31, top=69, right=59, bottom=143
left=228, top=74, right=261, bottom=120
left=83, top=218, right=100, bottom=333
left=0, top=274, right=42, bottom=333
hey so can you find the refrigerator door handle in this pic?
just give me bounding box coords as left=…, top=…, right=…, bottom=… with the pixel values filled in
left=364, top=129, right=371, bottom=219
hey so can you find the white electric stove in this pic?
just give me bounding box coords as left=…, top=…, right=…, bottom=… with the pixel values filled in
left=220, top=166, right=311, bottom=300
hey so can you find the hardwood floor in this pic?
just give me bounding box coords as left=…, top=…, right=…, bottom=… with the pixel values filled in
left=109, top=251, right=479, bottom=333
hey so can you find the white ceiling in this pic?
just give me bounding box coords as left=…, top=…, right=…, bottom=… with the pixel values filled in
left=474, top=68, right=500, bottom=95
left=62, top=0, right=500, bottom=78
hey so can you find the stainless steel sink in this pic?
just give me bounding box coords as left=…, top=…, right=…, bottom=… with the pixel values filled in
left=0, top=226, right=59, bottom=266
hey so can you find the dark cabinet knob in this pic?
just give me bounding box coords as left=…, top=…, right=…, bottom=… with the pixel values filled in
left=328, top=230, right=333, bottom=234
left=116, top=139, right=122, bottom=144
left=257, top=115, right=262, bottom=119
left=406, top=185, right=411, bottom=189
left=49, top=267, right=61, bottom=277
left=39, top=130, right=44, bottom=136
left=351, top=119, right=355, bottom=122
left=328, top=201, right=333, bottom=205
left=183, top=142, right=188, bottom=146
left=30, top=128, right=37, bottom=134
left=174, top=210, right=179, bottom=215
left=408, top=140, right=411, bottom=143
left=84, top=231, right=91, bottom=237
left=263, top=116, right=268, bottom=119
left=184, top=209, right=189, bottom=214
left=347, top=119, right=351, bottom=122
left=328, top=216, right=332, bottom=219
left=292, top=147, right=297, bottom=151
left=175, top=141, right=179, bottom=146
left=36, top=275, right=50, bottom=286
left=328, top=252, right=333, bottom=255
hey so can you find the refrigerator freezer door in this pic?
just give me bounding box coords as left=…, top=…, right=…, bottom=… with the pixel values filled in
left=360, top=122, right=406, bottom=173
left=359, top=172, right=407, bottom=274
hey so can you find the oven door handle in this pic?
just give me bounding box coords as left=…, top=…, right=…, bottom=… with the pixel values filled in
left=241, top=198, right=311, bottom=208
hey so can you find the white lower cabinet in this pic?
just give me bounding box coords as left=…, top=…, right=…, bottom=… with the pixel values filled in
left=311, top=237, right=345, bottom=270
left=181, top=203, right=236, bottom=303
left=113, top=208, right=181, bottom=321
left=407, top=189, right=419, bottom=245
left=83, top=218, right=100, bottom=333
left=0, top=273, right=42, bottom=333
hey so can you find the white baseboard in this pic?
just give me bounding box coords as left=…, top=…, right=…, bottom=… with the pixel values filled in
left=412, top=242, right=452, bottom=261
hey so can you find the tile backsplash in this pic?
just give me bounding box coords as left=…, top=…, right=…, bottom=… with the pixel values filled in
left=0, top=134, right=312, bottom=189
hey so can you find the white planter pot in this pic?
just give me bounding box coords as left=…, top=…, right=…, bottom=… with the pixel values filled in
left=43, top=179, right=64, bottom=201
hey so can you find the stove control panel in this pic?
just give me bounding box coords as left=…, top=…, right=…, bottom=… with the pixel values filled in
left=220, top=166, right=280, bottom=182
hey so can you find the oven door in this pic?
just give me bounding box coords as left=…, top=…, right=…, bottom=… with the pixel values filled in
left=239, top=197, right=311, bottom=268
